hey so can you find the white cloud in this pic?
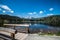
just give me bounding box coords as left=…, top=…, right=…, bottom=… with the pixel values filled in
left=0, top=5, right=11, bottom=11
left=10, top=11, right=14, bottom=13
left=3, top=10, right=6, bottom=13
left=33, top=12, right=36, bottom=14
left=0, top=5, right=14, bottom=13
left=49, top=8, right=54, bottom=11
left=39, top=11, right=44, bottom=14
left=28, top=13, right=33, bottom=15
left=47, top=13, right=54, bottom=16
left=28, top=12, right=36, bottom=15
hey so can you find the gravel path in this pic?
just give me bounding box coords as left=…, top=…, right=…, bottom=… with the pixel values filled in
left=25, top=34, right=60, bottom=40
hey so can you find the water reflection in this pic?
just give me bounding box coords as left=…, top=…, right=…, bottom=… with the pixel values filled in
left=5, top=24, right=60, bottom=33
left=29, top=24, right=60, bottom=33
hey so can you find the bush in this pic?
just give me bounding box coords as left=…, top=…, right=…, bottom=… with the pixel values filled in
left=56, top=31, right=60, bottom=36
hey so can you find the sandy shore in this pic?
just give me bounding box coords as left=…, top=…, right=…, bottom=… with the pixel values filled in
left=25, top=34, right=60, bottom=40
left=4, top=24, right=30, bottom=27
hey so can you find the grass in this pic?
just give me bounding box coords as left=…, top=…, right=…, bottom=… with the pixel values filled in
left=38, top=32, right=55, bottom=36
left=38, top=32, right=60, bottom=36
left=56, top=31, right=60, bottom=36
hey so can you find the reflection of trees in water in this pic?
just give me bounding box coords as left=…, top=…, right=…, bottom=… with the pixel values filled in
left=29, top=28, right=59, bottom=34
left=5, top=25, right=60, bottom=34
left=29, top=28, right=41, bottom=33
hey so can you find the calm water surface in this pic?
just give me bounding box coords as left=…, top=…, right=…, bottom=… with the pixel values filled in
left=14, top=24, right=60, bottom=33
left=29, top=24, right=60, bottom=30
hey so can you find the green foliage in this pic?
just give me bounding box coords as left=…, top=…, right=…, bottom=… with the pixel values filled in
left=0, top=14, right=60, bottom=27
left=37, top=15, right=60, bottom=26
left=38, top=32, right=54, bottom=36
left=0, top=14, right=23, bottom=26
left=56, top=31, right=60, bottom=36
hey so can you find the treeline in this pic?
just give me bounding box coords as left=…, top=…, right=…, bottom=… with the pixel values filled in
left=0, top=14, right=35, bottom=24
left=0, top=14, right=60, bottom=27
left=37, top=15, right=60, bottom=26
left=0, top=14, right=24, bottom=26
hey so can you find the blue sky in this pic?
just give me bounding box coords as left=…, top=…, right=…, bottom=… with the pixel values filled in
left=0, top=0, right=60, bottom=18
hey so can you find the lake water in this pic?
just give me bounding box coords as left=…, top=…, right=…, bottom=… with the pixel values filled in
left=29, top=24, right=60, bottom=30
left=29, top=24, right=60, bottom=33
left=14, top=24, right=60, bottom=33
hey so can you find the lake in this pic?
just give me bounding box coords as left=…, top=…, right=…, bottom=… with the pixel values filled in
left=14, top=24, right=60, bottom=33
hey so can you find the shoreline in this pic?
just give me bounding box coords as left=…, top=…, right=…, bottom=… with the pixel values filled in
left=4, top=24, right=30, bottom=27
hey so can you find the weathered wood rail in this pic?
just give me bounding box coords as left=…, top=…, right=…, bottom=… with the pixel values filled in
left=4, top=24, right=30, bottom=33
left=0, top=27, right=16, bottom=39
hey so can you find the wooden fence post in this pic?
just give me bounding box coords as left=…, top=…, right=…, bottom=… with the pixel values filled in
left=11, top=33, right=15, bottom=39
